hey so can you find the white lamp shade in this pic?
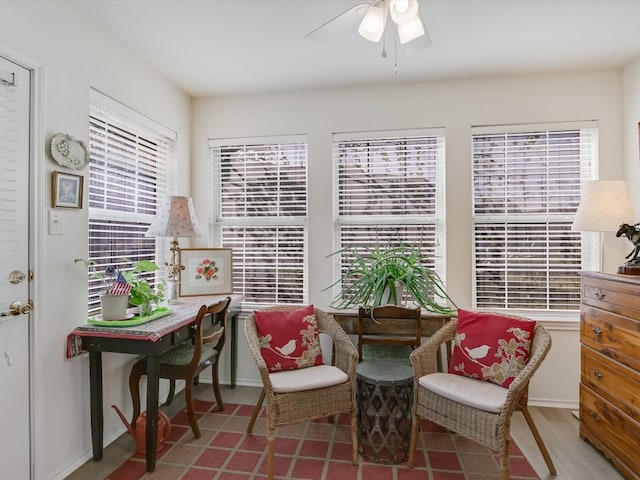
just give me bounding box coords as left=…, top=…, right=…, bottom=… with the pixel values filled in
left=398, top=14, right=425, bottom=44
left=358, top=2, right=386, bottom=42
left=145, top=195, right=204, bottom=238
left=572, top=180, right=634, bottom=232
left=389, top=0, right=419, bottom=24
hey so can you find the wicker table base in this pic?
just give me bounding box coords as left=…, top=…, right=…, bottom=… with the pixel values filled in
left=356, top=360, right=414, bottom=464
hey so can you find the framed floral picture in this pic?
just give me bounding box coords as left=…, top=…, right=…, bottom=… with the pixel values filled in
left=178, top=248, right=233, bottom=296
left=52, top=171, right=83, bottom=208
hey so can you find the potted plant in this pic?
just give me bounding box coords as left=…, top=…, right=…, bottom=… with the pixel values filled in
left=325, top=240, right=456, bottom=314
left=75, top=258, right=164, bottom=317
left=122, top=260, right=165, bottom=316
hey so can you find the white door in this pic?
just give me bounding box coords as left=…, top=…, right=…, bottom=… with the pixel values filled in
left=0, top=55, right=32, bottom=479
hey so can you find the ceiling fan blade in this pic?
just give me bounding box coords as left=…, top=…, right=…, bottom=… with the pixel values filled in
left=304, top=3, right=370, bottom=43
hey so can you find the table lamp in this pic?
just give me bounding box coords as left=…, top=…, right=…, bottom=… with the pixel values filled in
left=572, top=180, right=635, bottom=273
left=145, top=195, right=204, bottom=302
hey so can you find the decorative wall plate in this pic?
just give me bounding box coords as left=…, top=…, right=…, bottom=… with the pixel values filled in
left=50, top=133, right=88, bottom=170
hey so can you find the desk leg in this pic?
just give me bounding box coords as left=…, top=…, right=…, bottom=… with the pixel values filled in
left=145, top=356, right=160, bottom=472
left=89, top=351, right=103, bottom=461
left=230, top=313, right=238, bottom=388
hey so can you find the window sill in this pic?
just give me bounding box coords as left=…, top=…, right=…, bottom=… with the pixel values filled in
left=477, top=308, right=580, bottom=330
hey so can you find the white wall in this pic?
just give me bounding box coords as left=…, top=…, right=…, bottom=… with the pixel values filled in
left=192, top=70, right=629, bottom=409
left=0, top=2, right=191, bottom=479
left=623, top=58, right=640, bottom=211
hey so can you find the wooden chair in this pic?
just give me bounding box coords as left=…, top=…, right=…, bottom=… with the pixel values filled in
left=407, top=318, right=557, bottom=479
left=357, top=304, right=422, bottom=362
left=129, top=296, right=231, bottom=438
left=244, top=306, right=359, bottom=480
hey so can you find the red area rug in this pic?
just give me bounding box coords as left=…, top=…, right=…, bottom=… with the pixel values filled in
left=106, top=399, right=539, bottom=480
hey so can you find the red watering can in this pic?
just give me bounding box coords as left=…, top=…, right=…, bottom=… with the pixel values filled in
left=112, top=404, right=172, bottom=454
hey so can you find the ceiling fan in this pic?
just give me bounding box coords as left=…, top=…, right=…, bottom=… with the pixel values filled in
left=305, top=0, right=433, bottom=58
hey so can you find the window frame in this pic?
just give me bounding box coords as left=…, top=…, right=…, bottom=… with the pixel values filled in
left=331, top=128, right=448, bottom=305
left=208, top=135, right=309, bottom=310
left=471, top=121, right=598, bottom=312
left=87, top=89, right=175, bottom=314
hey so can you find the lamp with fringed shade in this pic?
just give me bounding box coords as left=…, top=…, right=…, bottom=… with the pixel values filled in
left=145, top=195, right=203, bottom=301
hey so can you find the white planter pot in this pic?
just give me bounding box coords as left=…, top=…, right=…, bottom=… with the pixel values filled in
left=100, top=294, right=130, bottom=320
left=382, top=281, right=404, bottom=305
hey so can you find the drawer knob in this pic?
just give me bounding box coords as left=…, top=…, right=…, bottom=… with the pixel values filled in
left=594, top=289, right=606, bottom=300
left=591, top=411, right=601, bottom=422
left=592, top=326, right=602, bottom=336
left=593, top=369, right=603, bottom=380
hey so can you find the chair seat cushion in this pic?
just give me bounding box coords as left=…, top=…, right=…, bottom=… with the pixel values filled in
left=448, top=309, right=536, bottom=388
left=160, top=343, right=218, bottom=366
left=419, top=372, right=508, bottom=413
left=269, top=364, right=348, bottom=393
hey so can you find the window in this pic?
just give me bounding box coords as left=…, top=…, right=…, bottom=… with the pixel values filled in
left=209, top=136, right=308, bottom=308
left=332, top=129, right=447, bottom=303
left=472, top=122, right=598, bottom=311
left=87, top=90, right=175, bottom=314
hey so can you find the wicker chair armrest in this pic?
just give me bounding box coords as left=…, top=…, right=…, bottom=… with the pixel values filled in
left=316, top=309, right=358, bottom=378
left=244, top=313, right=275, bottom=396
left=410, top=319, right=458, bottom=378
left=500, top=323, right=552, bottom=416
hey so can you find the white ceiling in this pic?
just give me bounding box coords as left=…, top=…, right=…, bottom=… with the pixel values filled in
left=68, top=0, right=640, bottom=97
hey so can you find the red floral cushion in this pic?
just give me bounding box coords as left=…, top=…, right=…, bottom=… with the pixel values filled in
left=254, top=305, right=324, bottom=372
left=448, top=309, right=536, bottom=388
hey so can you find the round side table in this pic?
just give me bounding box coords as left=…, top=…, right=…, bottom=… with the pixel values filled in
left=356, top=360, right=414, bottom=464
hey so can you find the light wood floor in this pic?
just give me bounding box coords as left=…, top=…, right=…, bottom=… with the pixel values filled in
left=65, top=383, right=624, bottom=480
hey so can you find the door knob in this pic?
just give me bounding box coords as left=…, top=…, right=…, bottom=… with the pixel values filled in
left=9, top=300, right=32, bottom=315
left=9, top=270, right=26, bottom=284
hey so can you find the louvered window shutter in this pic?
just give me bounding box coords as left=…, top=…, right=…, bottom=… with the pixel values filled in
left=472, top=123, right=597, bottom=310
left=209, top=136, right=308, bottom=308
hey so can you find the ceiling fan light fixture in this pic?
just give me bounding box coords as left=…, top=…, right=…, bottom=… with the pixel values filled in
left=398, top=14, right=425, bottom=44
left=358, top=2, right=386, bottom=42
left=389, top=0, right=419, bottom=24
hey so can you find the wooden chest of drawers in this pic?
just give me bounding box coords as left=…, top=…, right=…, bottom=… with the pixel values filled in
left=580, top=272, right=640, bottom=480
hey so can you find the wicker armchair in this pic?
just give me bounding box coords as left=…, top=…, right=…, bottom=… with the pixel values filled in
left=245, top=306, right=359, bottom=480
left=408, top=318, right=557, bottom=480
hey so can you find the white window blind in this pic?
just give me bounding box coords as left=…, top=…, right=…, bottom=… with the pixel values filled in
left=472, top=123, right=597, bottom=311
left=87, top=90, right=175, bottom=314
left=209, top=136, right=308, bottom=308
left=332, top=129, right=447, bottom=304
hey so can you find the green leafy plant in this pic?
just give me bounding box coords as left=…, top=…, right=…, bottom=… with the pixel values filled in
left=122, top=260, right=165, bottom=307
left=74, top=258, right=164, bottom=307
left=325, top=240, right=456, bottom=314
left=73, top=258, right=117, bottom=294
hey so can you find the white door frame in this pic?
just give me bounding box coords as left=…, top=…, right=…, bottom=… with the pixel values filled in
left=2, top=47, right=46, bottom=480
left=29, top=63, right=46, bottom=480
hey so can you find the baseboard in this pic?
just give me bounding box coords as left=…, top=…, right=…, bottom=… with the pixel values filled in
left=528, top=397, right=579, bottom=410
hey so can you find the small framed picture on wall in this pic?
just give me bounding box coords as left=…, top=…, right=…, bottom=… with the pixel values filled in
left=52, top=171, right=83, bottom=209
